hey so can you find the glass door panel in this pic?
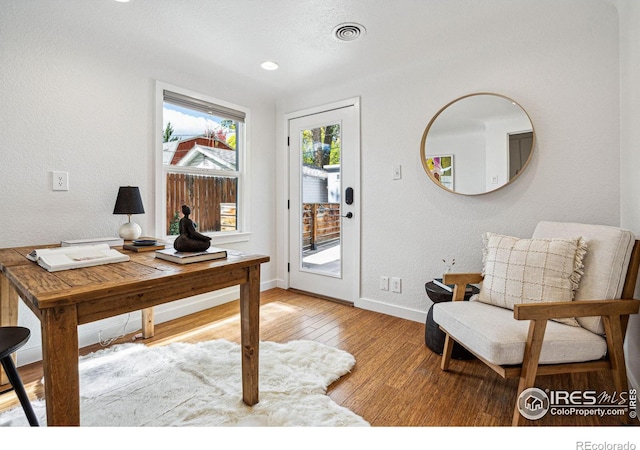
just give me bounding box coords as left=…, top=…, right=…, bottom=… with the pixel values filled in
left=299, top=123, right=342, bottom=277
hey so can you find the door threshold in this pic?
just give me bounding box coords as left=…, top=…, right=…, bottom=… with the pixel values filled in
left=286, top=288, right=354, bottom=307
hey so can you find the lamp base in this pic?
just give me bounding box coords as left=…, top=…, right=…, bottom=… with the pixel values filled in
left=118, top=222, right=142, bottom=240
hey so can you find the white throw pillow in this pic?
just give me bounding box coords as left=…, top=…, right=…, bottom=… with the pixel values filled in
left=474, top=232, right=587, bottom=327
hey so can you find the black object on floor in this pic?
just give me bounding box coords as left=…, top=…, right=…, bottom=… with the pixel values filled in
left=0, top=327, right=39, bottom=426
left=424, top=281, right=478, bottom=360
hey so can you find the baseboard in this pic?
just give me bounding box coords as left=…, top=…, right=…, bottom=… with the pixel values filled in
left=17, top=278, right=278, bottom=366
left=276, top=277, right=427, bottom=323
left=355, top=296, right=426, bottom=323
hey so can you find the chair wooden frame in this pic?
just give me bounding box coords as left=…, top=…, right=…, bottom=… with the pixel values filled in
left=439, top=240, right=640, bottom=426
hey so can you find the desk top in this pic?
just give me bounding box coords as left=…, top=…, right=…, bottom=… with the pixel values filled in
left=0, top=245, right=269, bottom=317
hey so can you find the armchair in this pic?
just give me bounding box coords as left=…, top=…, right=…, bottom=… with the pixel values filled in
left=433, top=222, right=640, bottom=426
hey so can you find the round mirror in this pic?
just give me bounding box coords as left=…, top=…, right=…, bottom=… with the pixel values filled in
left=420, top=93, right=535, bottom=195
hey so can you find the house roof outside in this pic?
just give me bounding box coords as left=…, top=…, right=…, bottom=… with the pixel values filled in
left=302, top=165, right=328, bottom=180
left=163, top=136, right=235, bottom=170
left=177, top=144, right=236, bottom=171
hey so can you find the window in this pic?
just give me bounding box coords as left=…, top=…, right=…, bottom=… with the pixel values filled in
left=157, top=84, right=247, bottom=240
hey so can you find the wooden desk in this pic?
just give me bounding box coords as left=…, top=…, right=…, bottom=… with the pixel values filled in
left=0, top=245, right=269, bottom=426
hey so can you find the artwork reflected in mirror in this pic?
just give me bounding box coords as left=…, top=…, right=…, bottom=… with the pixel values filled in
left=420, top=93, right=535, bottom=196
left=425, top=155, right=453, bottom=190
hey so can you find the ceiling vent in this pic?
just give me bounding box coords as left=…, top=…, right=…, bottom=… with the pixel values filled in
left=333, top=22, right=366, bottom=42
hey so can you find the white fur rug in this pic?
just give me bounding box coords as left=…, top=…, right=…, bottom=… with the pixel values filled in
left=0, top=339, right=368, bottom=427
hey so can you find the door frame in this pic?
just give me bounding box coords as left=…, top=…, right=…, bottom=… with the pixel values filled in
left=281, top=97, right=361, bottom=302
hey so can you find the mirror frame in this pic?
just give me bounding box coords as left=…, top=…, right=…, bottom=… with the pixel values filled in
left=420, top=92, right=535, bottom=196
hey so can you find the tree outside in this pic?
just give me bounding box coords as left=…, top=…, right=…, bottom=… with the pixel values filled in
left=302, top=124, right=340, bottom=168
left=163, top=122, right=179, bottom=143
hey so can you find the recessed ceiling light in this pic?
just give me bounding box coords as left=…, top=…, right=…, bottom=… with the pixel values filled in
left=114, top=0, right=130, bottom=2
left=261, top=61, right=279, bottom=71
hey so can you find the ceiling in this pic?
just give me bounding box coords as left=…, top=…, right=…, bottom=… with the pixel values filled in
left=9, top=0, right=619, bottom=96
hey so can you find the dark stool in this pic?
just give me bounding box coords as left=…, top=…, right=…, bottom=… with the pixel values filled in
left=425, top=281, right=478, bottom=360
left=0, top=327, right=39, bottom=426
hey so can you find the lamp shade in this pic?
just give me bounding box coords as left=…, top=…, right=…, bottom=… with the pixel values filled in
left=113, top=186, right=145, bottom=215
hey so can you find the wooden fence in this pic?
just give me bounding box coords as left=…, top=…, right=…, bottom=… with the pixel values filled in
left=166, top=173, right=237, bottom=234
left=302, top=203, right=341, bottom=250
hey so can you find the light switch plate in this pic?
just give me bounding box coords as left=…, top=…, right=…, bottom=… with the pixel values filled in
left=392, top=164, right=402, bottom=180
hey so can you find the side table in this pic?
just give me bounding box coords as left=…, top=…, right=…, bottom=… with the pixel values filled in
left=424, top=281, right=479, bottom=360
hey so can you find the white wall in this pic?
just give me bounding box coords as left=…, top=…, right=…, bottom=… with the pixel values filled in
left=276, top=0, right=633, bottom=377
left=278, top=0, right=620, bottom=314
left=2, top=0, right=637, bottom=392
left=0, top=6, right=278, bottom=364
left=617, top=0, right=640, bottom=391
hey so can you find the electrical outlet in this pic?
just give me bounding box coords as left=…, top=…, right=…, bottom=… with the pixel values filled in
left=380, top=276, right=389, bottom=291
left=52, top=171, right=69, bottom=191
left=391, top=277, right=402, bottom=293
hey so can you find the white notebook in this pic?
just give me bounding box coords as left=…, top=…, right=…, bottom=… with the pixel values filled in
left=27, top=244, right=130, bottom=272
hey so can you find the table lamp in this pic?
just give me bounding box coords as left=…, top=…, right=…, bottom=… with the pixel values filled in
left=113, top=186, right=145, bottom=240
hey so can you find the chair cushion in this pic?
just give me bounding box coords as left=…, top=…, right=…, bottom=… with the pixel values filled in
left=532, top=221, right=636, bottom=334
left=475, top=232, right=586, bottom=326
left=433, top=301, right=607, bottom=366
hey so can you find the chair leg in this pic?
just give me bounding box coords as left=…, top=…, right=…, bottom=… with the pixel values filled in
left=441, top=333, right=454, bottom=371
left=603, top=315, right=634, bottom=425
left=512, top=319, right=546, bottom=426
left=1, top=356, right=39, bottom=426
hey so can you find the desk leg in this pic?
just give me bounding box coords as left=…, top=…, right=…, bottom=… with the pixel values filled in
left=0, top=273, right=19, bottom=386
left=240, top=264, right=260, bottom=406
left=41, top=305, right=80, bottom=426
left=141, top=307, right=154, bottom=338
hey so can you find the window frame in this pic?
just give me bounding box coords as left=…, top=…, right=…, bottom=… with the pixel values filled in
left=155, top=81, right=251, bottom=244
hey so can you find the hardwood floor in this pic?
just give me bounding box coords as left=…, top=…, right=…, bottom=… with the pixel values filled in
left=1, top=288, right=636, bottom=427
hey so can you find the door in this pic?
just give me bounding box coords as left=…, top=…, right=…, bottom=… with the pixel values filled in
left=509, top=132, right=533, bottom=179
left=288, top=103, right=359, bottom=302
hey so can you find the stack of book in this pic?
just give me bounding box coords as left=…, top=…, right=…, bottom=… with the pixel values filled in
left=123, top=238, right=167, bottom=252
left=155, top=247, right=228, bottom=264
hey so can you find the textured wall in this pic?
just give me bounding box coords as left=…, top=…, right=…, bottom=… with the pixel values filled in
left=277, top=0, right=640, bottom=390
left=1, top=1, right=633, bottom=382
left=276, top=0, right=621, bottom=319
left=0, top=8, right=277, bottom=363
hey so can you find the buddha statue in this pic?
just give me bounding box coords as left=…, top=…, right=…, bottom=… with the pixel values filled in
left=173, top=205, right=211, bottom=252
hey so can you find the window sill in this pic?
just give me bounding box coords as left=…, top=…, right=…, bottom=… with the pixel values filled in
left=210, top=231, right=252, bottom=245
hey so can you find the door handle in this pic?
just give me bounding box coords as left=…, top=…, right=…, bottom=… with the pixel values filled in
left=342, top=212, right=353, bottom=219
left=345, top=187, right=354, bottom=205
